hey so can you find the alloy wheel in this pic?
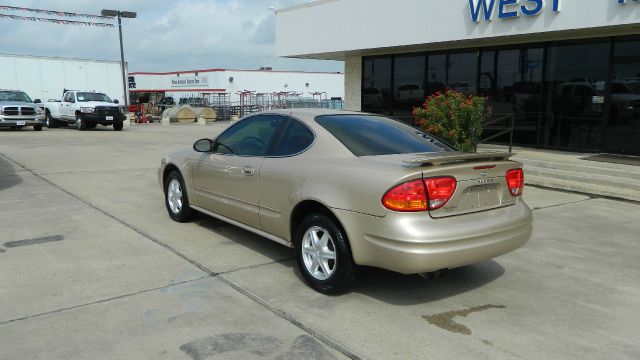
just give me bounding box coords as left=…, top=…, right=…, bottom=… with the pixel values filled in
left=301, top=226, right=337, bottom=281
left=167, top=178, right=183, bottom=214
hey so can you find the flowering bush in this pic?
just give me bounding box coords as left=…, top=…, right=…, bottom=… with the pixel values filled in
left=413, top=90, right=491, bottom=153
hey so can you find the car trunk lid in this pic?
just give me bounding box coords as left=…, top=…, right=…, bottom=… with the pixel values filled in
left=404, top=152, right=522, bottom=218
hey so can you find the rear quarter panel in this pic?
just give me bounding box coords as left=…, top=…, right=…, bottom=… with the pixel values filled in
left=44, top=102, right=63, bottom=119
left=258, top=146, right=424, bottom=242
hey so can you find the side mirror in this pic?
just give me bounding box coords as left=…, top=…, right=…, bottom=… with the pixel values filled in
left=113, top=99, right=120, bottom=104
left=193, top=138, right=213, bottom=153
left=34, top=99, right=42, bottom=104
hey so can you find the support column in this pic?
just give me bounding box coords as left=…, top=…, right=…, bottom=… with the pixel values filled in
left=344, top=55, right=362, bottom=112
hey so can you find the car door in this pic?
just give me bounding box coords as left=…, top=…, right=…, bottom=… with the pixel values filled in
left=62, top=92, right=75, bottom=120
left=259, top=118, right=316, bottom=240
left=191, top=114, right=288, bottom=228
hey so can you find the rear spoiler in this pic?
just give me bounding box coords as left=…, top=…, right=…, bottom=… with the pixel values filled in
left=403, top=152, right=515, bottom=166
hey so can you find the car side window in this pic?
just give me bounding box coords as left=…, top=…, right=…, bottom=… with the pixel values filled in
left=269, top=119, right=315, bottom=157
left=214, top=115, right=286, bottom=157
left=63, top=93, right=71, bottom=102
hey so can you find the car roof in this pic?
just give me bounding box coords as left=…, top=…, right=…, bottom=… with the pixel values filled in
left=257, top=108, right=367, bottom=123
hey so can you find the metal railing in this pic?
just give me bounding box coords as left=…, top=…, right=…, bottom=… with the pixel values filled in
left=162, top=97, right=344, bottom=121
left=474, top=111, right=555, bottom=153
left=474, top=113, right=515, bottom=153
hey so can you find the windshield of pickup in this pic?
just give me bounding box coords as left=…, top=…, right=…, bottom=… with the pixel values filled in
left=0, top=91, right=33, bottom=103
left=76, top=92, right=112, bottom=102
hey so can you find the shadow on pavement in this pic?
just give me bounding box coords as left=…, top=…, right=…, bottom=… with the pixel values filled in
left=194, top=214, right=295, bottom=263
left=352, top=261, right=505, bottom=305
left=0, top=155, right=22, bottom=190
left=191, top=212, right=505, bottom=304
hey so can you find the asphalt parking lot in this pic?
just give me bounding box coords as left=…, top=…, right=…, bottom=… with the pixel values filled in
left=1, top=124, right=639, bottom=360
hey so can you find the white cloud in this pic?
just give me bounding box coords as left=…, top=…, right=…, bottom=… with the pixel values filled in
left=0, top=0, right=343, bottom=72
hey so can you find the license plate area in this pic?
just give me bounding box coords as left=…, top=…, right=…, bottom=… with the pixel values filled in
left=106, top=116, right=114, bottom=121
left=16, top=121, right=26, bottom=126
left=460, top=183, right=501, bottom=210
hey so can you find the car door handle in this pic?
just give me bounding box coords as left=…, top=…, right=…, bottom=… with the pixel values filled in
left=242, top=166, right=255, bottom=176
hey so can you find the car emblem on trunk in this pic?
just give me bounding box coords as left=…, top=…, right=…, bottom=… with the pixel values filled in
left=480, top=170, right=488, bottom=178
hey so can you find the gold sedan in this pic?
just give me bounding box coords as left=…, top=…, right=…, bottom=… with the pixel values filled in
left=159, top=109, right=532, bottom=293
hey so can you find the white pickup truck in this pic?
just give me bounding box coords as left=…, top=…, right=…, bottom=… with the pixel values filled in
left=43, top=90, right=125, bottom=131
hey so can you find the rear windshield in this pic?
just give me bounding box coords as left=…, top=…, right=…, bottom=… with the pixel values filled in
left=315, top=115, right=452, bottom=156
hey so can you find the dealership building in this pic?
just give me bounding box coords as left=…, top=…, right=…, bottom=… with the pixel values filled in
left=277, top=0, right=640, bottom=155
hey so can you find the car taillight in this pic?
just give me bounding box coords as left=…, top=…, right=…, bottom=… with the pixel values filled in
left=506, top=169, right=524, bottom=196
left=424, top=176, right=457, bottom=210
left=382, top=179, right=428, bottom=212
left=382, top=176, right=457, bottom=212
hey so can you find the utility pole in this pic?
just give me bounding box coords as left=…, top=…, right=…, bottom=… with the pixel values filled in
left=102, top=9, right=137, bottom=111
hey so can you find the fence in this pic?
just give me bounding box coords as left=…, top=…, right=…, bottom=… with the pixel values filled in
left=166, top=92, right=344, bottom=121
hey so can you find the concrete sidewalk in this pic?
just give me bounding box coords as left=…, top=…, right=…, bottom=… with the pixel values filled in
left=479, top=145, right=640, bottom=202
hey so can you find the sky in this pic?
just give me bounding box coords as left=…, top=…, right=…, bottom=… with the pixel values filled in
left=0, top=0, right=343, bottom=73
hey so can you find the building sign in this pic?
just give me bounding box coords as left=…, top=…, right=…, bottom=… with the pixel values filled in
left=470, top=0, right=638, bottom=22
left=170, top=76, right=209, bottom=88
left=469, top=0, right=560, bottom=22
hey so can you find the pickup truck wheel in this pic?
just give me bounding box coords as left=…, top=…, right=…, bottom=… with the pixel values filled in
left=113, top=121, right=124, bottom=131
left=75, top=114, right=87, bottom=130
left=45, top=112, right=58, bottom=128
left=34, top=125, right=43, bottom=131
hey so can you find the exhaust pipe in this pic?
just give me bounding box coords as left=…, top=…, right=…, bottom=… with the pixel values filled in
left=418, top=269, right=446, bottom=280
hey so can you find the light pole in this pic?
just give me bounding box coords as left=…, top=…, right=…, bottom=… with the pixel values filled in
left=101, top=9, right=136, bottom=111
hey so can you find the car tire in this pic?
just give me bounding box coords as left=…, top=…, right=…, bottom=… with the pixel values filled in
left=75, top=114, right=86, bottom=130
left=164, top=170, right=195, bottom=222
left=45, top=112, right=58, bottom=128
left=113, top=121, right=123, bottom=131
left=295, top=213, right=357, bottom=294
left=34, top=124, right=43, bottom=131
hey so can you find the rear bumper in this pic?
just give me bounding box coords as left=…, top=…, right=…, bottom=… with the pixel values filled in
left=0, top=116, right=42, bottom=127
left=332, top=201, right=532, bottom=274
